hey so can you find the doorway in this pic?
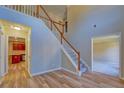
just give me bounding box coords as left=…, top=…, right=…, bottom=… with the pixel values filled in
left=8, top=37, right=29, bottom=76
left=92, top=35, right=120, bottom=77
left=0, top=19, right=31, bottom=79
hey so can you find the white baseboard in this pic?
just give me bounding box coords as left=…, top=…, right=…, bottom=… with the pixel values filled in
left=80, top=58, right=90, bottom=71
left=120, top=77, right=124, bottom=80
left=2, top=73, right=7, bottom=77
left=32, top=67, right=61, bottom=76
left=31, top=67, right=78, bottom=77
left=61, top=67, right=78, bottom=75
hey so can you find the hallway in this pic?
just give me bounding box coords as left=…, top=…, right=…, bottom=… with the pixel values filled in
left=0, top=62, right=30, bottom=88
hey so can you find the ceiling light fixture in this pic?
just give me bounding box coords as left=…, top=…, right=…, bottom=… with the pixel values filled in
left=11, top=25, right=22, bottom=31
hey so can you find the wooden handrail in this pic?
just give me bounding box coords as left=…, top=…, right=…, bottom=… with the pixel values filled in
left=39, top=15, right=64, bottom=26
left=39, top=6, right=63, bottom=34
left=63, top=35, right=80, bottom=70
left=39, top=6, right=51, bottom=21
left=39, top=5, right=80, bottom=71
left=62, top=36, right=79, bottom=54
left=39, top=6, right=79, bottom=55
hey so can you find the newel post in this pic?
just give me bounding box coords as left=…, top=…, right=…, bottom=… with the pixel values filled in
left=77, top=52, right=80, bottom=71
left=50, top=20, right=53, bottom=31
left=61, top=32, right=63, bottom=44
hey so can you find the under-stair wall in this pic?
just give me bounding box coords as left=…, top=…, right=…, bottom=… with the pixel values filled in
left=0, top=6, right=62, bottom=75
left=38, top=6, right=79, bottom=74
left=61, top=50, right=77, bottom=74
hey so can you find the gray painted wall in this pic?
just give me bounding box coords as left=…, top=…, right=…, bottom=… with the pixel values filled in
left=66, top=6, right=124, bottom=77
left=0, top=7, right=62, bottom=75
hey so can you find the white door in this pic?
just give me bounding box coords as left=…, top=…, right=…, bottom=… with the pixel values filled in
left=0, top=35, right=4, bottom=77
left=0, top=35, right=6, bottom=77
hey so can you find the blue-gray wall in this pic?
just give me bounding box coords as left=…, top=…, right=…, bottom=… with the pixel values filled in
left=67, top=6, right=124, bottom=77
left=0, top=7, right=61, bottom=75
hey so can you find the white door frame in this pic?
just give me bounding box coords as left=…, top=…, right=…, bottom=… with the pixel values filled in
left=91, top=33, right=121, bottom=78
left=0, top=35, right=7, bottom=77
left=5, top=34, right=31, bottom=76
left=0, top=35, right=5, bottom=77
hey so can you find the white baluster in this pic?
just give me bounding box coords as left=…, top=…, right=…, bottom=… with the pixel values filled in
left=26, top=6, right=28, bottom=15
left=32, top=6, right=34, bottom=16
left=20, top=5, right=22, bottom=13
left=28, top=6, right=30, bottom=15
left=13, top=5, right=16, bottom=10
left=23, top=6, right=25, bottom=14
left=28, top=5, right=29, bottom=15
left=23, top=6, right=25, bottom=13
left=30, top=5, right=32, bottom=16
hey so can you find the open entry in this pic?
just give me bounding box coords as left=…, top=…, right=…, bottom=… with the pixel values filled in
left=92, top=35, right=120, bottom=77
left=0, top=19, right=31, bottom=80
left=8, top=37, right=30, bottom=77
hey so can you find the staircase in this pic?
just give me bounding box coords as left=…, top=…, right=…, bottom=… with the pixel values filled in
left=0, top=5, right=88, bottom=76
left=62, top=43, right=88, bottom=76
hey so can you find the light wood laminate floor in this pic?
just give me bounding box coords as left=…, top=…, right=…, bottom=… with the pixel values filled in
left=0, top=62, right=124, bottom=88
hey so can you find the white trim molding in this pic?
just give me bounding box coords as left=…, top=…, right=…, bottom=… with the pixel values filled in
left=61, top=67, right=78, bottom=75
left=91, top=32, right=122, bottom=77
left=31, top=67, right=61, bottom=76
left=31, top=67, right=78, bottom=77
left=120, top=77, right=124, bottom=81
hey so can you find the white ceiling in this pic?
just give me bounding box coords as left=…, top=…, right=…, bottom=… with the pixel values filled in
left=43, top=5, right=66, bottom=19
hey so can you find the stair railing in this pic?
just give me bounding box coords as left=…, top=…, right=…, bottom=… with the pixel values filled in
left=1, top=5, right=80, bottom=71
left=37, top=5, right=80, bottom=71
